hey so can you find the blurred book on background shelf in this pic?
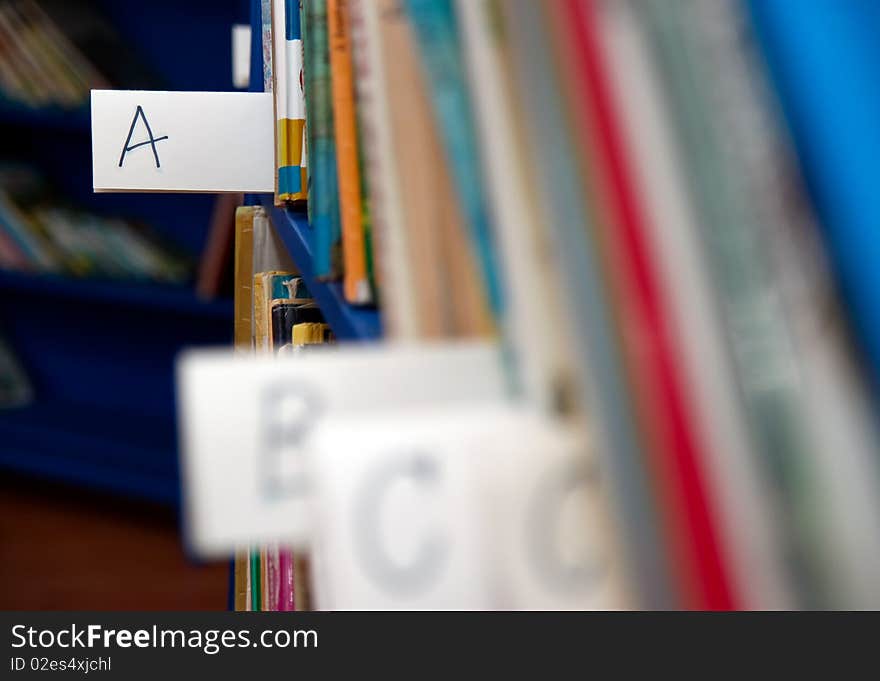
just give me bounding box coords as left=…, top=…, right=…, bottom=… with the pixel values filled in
left=0, top=163, right=192, bottom=283
left=0, top=332, right=31, bottom=408
left=0, top=0, right=160, bottom=113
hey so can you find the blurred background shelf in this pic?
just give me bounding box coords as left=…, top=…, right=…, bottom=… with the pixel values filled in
left=0, top=399, right=178, bottom=504
left=0, top=0, right=246, bottom=507
left=261, top=197, right=382, bottom=341
left=0, top=103, right=91, bottom=132
left=0, top=270, right=233, bottom=319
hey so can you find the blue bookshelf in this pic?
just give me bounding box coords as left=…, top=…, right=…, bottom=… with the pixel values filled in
left=0, top=271, right=233, bottom=319
left=262, top=199, right=382, bottom=341
left=0, top=0, right=244, bottom=506
left=0, top=102, right=91, bottom=132
left=248, top=0, right=380, bottom=343
left=0, top=400, right=178, bottom=505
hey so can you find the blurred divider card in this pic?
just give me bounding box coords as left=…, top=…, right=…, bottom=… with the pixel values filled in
left=91, top=90, right=274, bottom=193
left=308, top=405, right=624, bottom=610
left=177, top=341, right=625, bottom=609
left=176, top=342, right=506, bottom=555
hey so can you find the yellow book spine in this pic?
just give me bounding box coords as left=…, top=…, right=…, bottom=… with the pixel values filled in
left=233, top=206, right=255, bottom=354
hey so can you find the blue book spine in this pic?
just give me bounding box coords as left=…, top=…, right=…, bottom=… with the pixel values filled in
left=404, top=0, right=505, bottom=319
left=304, top=0, right=342, bottom=279
left=748, top=0, right=880, bottom=393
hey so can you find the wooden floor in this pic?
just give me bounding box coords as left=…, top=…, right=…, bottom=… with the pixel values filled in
left=0, top=473, right=228, bottom=610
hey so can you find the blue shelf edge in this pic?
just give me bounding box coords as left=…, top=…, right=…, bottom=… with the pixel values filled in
left=261, top=196, right=382, bottom=341
left=0, top=270, right=233, bottom=319
left=0, top=400, right=178, bottom=505
left=0, top=102, right=91, bottom=132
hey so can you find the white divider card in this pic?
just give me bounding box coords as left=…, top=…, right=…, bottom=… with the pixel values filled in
left=470, top=417, right=630, bottom=610
left=91, top=90, right=274, bottom=193
left=307, top=407, right=495, bottom=610
left=176, top=342, right=507, bottom=556
left=307, top=405, right=628, bottom=610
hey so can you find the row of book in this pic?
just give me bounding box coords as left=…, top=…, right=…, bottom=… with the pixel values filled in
left=232, top=203, right=332, bottom=610
left=258, top=0, right=880, bottom=609
left=0, top=0, right=156, bottom=112
left=0, top=164, right=191, bottom=283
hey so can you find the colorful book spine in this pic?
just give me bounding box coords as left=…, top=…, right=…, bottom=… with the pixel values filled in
left=303, top=0, right=342, bottom=280
left=233, top=206, right=256, bottom=354
left=261, top=0, right=274, bottom=93
left=278, top=551, right=295, bottom=611
left=559, top=0, right=737, bottom=610
left=404, top=0, right=504, bottom=320
left=272, top=0, right=308, bottom=203
left=501, top=0, right=667, bottom=608
left=327, top=0, right=371, bottom=304
left=349, top=0, right=420, bottom=337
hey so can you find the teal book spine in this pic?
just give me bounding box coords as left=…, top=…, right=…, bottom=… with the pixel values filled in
left=404, top=0, right=504, bottom=318
left=303, top=0, right=342, bottom=279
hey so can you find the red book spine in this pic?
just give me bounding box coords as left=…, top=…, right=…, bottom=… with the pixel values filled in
left=552, top=0, right=737, bottom=609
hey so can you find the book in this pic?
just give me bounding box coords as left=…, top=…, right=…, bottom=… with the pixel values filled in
left=555, top=0, right=737, bottom=610
left=0, top=334, right=32, bottom=408
left=254, top=271, right=301, bottom=352
left=327, top=0, right=371, bottom=304
left=233, top=206, right=256, bottom=353
left=303, top=0, right=342, bottom=281
left=272, top=0, right=308, bottom=203
left=270, top=300, right=324, bottom=352
left=669, top=0, right=880, bottom=609
left=405, top=0, right=504, bottom=320
left=500, top=0, right=658, bottom=609
left=747, top=0, right=880, bottom=397
left=456, top=0, right=580, bottom=411
left=578, top=0, right=791, bottom=610
left=638, top=0, right=834, bottom=607
left=292, top=321, right=332, bottom=346
left=261, top=0, right=274, bottom=92
left=348, top=0, right=418, bottom=337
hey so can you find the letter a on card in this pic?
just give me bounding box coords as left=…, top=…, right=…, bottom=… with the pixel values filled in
left=118, top=105, right=168, bottom=168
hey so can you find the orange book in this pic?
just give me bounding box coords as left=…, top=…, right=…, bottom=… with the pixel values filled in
left=328, top=0, right=370, bottom=304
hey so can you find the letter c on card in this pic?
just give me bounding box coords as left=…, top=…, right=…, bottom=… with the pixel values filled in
left=526, top=457, right=605, bottom=595
left=352, top=452, right=448, bottom=598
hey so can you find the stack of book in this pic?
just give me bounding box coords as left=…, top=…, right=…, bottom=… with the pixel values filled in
left=252, top=0, right=880, bottom=610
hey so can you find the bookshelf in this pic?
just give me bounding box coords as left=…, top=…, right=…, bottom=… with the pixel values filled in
left=0, top=0, right=245, bottom=505
left=247, top=0, right=381, bottom=343
left=0, top=270, right=233, bottom=319
left=261, top=199, right=382, bottom=341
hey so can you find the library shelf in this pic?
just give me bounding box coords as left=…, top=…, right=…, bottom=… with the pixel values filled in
left=0, top=270, right=233, bottom=319
left=0, top=399, right=179, bottom=505
left=261, top=196, right=382, bottom=341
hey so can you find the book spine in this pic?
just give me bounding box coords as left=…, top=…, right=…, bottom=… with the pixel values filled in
left=404, top=0, right=504, bottom=320
left=327, top=0, right=371, bottom=304
left=304, top=0, right=342, bottom=280
left=349, top=0, right=419, bottom=336
left=261, top=0, right=274, bottom=92
left=638, top=0, right=834, bottom=607
left=233, top=206, right=255, bottom=348
left=273, top=0, right=308, bottom=203
left=560, top=0, right=738, bottom=610
left=501, top=0, right=668, bottom=609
